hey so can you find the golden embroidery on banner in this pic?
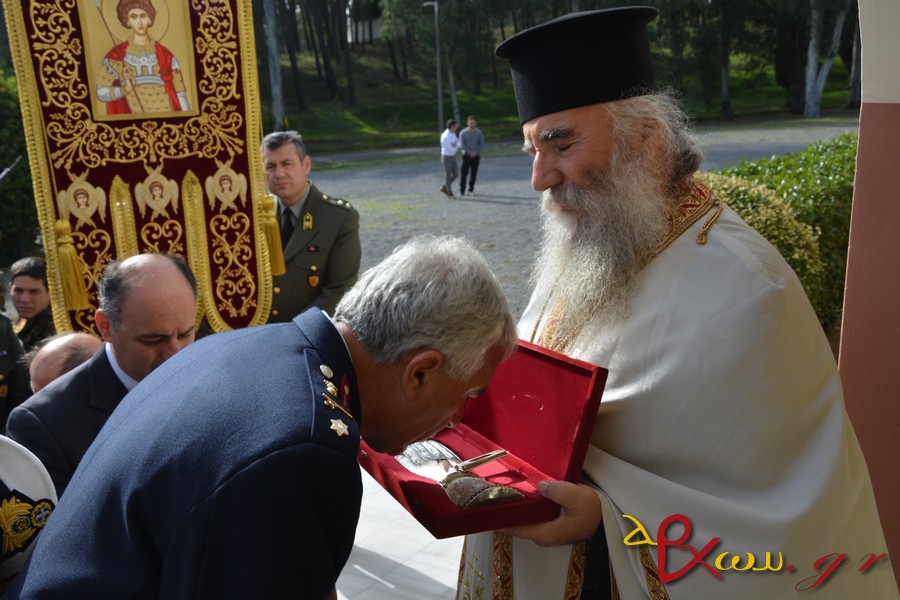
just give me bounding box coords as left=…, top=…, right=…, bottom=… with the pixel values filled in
left=135, top=170, right=186, bottom=255
left=181, top=171, right=257, bottom=325
left=209, top=211, right=256, bottom=318
left=56, top=172, right=108, bottom=231
left=205, top=158, right=248, bottom=212
left=67, top=226, right=111, bottom=333
left=136, top=168, right=180, bottom=220
left=8, top=0, right=271, bottom=332
left=30, top=0, right=244, bottom=171
left=108, top=176, right=139, bottom=258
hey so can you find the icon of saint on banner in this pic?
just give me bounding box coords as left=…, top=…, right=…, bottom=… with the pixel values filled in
left=85, top=0, right=196, bottom=118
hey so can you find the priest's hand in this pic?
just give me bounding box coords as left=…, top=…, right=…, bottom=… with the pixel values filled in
left=502, top=480, right=602, bottom=546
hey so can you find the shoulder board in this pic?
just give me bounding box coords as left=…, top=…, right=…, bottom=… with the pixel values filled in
left=320, top=194, right=354, bottom=211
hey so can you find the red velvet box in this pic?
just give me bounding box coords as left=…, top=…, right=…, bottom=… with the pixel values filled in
left=358, top=340, right=608, bottom=538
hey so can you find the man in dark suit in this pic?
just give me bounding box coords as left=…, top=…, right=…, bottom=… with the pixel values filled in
left=6, top=235, right=517, bottom=600
left=6, top=253, right=197, bottom=498
left=263, top=130, right=361, bottom=321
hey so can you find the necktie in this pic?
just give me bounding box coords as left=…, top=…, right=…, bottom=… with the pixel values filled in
left=280, top=208, right=294, bottom=249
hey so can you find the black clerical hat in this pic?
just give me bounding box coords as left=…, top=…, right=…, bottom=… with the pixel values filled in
left=496, top=6, right=658, bottom=124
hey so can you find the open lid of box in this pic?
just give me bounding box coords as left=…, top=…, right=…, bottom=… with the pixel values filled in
left=463, top=339, right=608, bottom=483
left=359, top=340, right=608, bottom=538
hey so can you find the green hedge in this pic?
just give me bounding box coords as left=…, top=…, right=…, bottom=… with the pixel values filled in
left=715, top=134, right=858, bottom=330
left=702, top=172, right=826, bottom=321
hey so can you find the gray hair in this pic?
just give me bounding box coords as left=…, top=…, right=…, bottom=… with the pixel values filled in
left=262, top=130, right=308, bottom=160
left=604, top=89, right=703, bottom=191
left=99, top=254, right=197, bottom=329
left=334, top=235, right=517, bottom=381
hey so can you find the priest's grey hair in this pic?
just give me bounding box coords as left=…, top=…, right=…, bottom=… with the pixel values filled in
left=606, top=89, right=703, bottom=192
left=334, top=235, right=517, bottom=380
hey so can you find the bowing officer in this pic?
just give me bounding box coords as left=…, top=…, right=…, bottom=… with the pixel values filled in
left=7, top=235, right=517, bottom=599
left=263, top=130, right=361, bottom=321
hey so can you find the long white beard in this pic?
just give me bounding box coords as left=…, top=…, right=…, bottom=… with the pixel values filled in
left=531, top=156, right=671, bottom=346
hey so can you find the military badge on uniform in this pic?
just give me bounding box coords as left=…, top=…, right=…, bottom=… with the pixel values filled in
left=1, top=436, right=58, bottom=579
left=1, top=490, right=55, bottom=561
left=321, top=365, right=354, bottom=439
left=330, top=419, right=350, bottom=437
left=303, top=213, right=313, bottom=231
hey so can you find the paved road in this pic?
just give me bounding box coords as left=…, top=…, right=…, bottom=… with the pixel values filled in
left=313, top=115, right=859, bottom=317
left=1, top=115, right=859, bottom=319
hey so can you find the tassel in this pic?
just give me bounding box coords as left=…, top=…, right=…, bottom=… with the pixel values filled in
left=54, top=219, right=91, bottom=310
left=262, top=194, right=286, bottom=276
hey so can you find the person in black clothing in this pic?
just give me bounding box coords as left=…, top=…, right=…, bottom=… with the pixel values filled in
left=10, top=258, right=56, bottom=353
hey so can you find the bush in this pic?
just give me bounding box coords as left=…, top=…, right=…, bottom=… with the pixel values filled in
left=702, top=173, right=827, bottom=322
left=718, top=134, right=857, bottom=330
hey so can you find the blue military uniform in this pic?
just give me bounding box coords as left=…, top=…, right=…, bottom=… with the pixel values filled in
left=7, top=347, right=128, bottom=498
left=7, top=309, right=362, bottom=599
left=271, top=182, right=361, bottom=321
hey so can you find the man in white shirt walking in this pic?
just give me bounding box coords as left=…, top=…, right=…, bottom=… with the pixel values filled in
left=439, top=119, right=460, bottom=199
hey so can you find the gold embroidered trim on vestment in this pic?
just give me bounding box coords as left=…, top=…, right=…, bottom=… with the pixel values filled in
left=637, top=177, right=720, bottom=267
left=564, top=542, right=586, bottom=599
left=492, top=532, right=514, bottom=600
left=640, top=545, right=671, bottom=600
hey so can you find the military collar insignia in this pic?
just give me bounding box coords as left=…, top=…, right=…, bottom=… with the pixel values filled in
left=321, top=364, right=355, bottom=438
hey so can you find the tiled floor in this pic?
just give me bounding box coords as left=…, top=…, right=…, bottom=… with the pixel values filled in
left=336, top=469, right=463, bottom=600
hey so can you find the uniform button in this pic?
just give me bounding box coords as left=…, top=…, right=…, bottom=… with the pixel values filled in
left=0, top=374, right=4, bottom=381
left=274, top=287, right=281, bottom=294
left=272, top=310, right=280, bottom=317
left=311, top=265, right=318, bottom=272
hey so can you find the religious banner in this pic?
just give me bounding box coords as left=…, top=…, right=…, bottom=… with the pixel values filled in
left=2, top=0, right=282, bottom=333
